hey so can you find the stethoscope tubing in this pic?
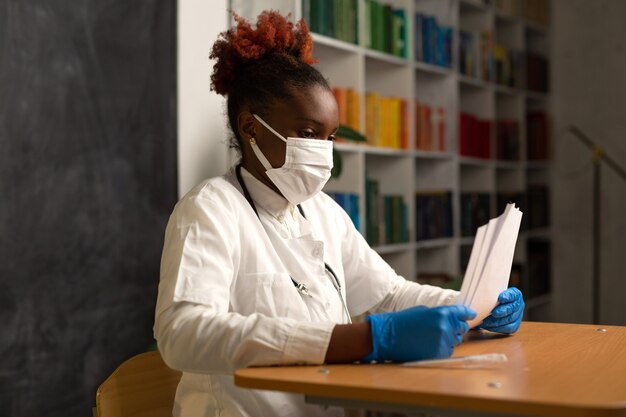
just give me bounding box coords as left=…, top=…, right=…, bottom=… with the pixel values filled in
left=235, top=164, right=352, bottom=324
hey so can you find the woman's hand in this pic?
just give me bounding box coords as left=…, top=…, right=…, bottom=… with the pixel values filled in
left=363, top=305, right=477, bottom=363
left=479, top=287, right=525, bottom=334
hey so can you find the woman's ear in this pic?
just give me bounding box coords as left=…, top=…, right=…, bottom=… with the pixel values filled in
left=237, top=111, right=257, bottom=143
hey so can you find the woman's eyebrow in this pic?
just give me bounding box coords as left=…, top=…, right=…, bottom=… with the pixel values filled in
left=294, top=117, right=339, bottom=131
left=294, top=116, right=323, bottom=125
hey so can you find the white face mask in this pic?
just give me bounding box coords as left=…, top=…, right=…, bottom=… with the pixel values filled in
left=249, top=114, right=333, bottom=205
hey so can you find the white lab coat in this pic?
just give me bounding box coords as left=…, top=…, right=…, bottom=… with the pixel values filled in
left=154, top=167, right=459, bottom=417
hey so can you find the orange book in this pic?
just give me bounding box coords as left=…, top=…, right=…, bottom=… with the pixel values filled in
left=437, top=107, right=446, bottom=151
left=415, top=100, right=423, bottom=150
left=422, top=104, right=432, bottom=151
left=332, top=87, right=348, bottom=126
left=346, top=89, right=354, bottom=131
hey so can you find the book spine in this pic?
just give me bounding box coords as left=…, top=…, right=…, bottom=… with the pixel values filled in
left=414, top=13, right=423, bottom=61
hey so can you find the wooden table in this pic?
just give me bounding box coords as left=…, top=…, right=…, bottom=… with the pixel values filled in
left=235, top=322, right=626, bottom=417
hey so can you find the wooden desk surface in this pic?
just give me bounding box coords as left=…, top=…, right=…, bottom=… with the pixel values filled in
left=235, top=322, right=626, bottom=417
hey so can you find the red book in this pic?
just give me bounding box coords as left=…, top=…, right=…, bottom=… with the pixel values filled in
left=459, top=112, right=472, bottom=156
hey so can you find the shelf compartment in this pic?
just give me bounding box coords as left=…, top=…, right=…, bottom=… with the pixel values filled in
left=373, top=242, right=415, bottom=255
left=311, top=32, right=361, bottom=54
left=415, top=150, right=454, bottom=160
left=415, top=61, right=454, bottom=76
left=459, top=0, right=489, bottom=12
left=458, top=74, right=491, bottom=89
left=416, top=243, right=459, bottom=281
left=364, top=48, right=410, bottom=66
left=416, top=237, right=455, bottom=250
left=459, top=156, right=493, bottom=167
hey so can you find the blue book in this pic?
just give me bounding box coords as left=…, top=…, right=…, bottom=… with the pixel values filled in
left=414, top=13, right=424, bottom=61
left=423, top=16, right=436, bottom=64
left=435, top=26, right=453, bottom=67
left=334, top=192, right=346, bottom=211
left=444, top=27, right=453, bottom=68
left=349, top=193, right=360, bottom=230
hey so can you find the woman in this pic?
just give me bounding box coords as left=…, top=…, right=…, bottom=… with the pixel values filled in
left=154, top=10, right=524, bottom=417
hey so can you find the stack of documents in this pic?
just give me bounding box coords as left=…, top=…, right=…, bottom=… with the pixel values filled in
left=457, top=203, right=523, bottom=328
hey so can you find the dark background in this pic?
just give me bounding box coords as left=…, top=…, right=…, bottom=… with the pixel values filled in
left=0, top=1, right=177, bottom=416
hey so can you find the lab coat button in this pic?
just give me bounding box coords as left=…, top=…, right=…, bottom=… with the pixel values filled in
left=277, top=215, right=285, bottom=223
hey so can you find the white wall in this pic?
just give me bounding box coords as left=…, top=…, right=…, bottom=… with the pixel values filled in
left=177, top=0, right=230, bottom=197
left=552, top=0, right=626, bottom=325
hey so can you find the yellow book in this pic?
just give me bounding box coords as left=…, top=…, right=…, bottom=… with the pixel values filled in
left=353, top=90, right=361, bottom=132
left=365, top=92, right=379, bottom=146
left=347, top=89, right=361, bottom=132
left=391, top=98, right=401, bottom=149
left=381, top=97, right=391, bottom=147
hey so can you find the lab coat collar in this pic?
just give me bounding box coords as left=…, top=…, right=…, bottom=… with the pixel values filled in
left=239, top=167, right=294, bottom=221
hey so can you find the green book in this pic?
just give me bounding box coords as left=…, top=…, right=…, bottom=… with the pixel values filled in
left=382, top=4, right=393, bottom=54
left=302, top=0, right=311, bottom=28
left=317, top=0, right=327, bottom=36
left=383, top=196, right=391, bottom=244
left=375, top=1, right=384, bottom=51
left=311, top=0, right=321, bottom=34
left=401, top=198, right=409, bottom=242
left=326, top=0, right=335, bottom=38
left=392, top=9, right=407, bottom=57
left=393, top=196, right=402, bottom=243
left=364, top=0, right=372, bottom=48
left=335, top=0, right=343, bottom=41
left=350, top=0, right=358, bottom=44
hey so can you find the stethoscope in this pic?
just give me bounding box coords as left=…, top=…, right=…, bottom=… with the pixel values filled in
left=235, top=164, right=352, bottom=324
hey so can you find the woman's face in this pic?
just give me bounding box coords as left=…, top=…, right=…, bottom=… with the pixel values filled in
left=239, top=84, right=339, bottom=192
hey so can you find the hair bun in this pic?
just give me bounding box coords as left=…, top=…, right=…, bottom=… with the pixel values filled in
left=210, top=10, right=316, bottom=96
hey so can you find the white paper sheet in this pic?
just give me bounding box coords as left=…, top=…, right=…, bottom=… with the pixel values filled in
left=457, top=203, right=523, bottom=328
left=466, top=217, right=498, bottom=308
left=456, top=224, right=486, bottom=305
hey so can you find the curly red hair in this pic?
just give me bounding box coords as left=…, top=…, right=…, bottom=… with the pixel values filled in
left=210, top=10, right=317, bottom=96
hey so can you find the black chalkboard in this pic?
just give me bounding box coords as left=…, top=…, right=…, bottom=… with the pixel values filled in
left=0, top=1, right=177, bottom=416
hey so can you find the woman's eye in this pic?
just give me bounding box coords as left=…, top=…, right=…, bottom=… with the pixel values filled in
left=327, top=135, right=337, bottom=142
left=299, top=130, right=316, bottom=138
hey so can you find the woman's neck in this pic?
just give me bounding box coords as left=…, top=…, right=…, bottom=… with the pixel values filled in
left=240, top=159, right=284, bottom=198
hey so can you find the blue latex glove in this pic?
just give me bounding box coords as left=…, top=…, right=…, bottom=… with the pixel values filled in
left=362, top=305, right=476, bottom=363
left=479, top=287, right=525, bottom=334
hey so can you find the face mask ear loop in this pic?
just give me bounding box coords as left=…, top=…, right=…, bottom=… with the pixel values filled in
left=249, top=137, right=275, bottom=171
left=252, top=114, right=288, bottom=143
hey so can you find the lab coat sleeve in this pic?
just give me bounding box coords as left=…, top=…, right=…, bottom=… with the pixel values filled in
left=154, top=185, right=334, bottom=374
left=330, top=195, right=458, bottom=315
left=369, top=276, right=459, bottom=313
left=155, top=302, right=334, bottom=374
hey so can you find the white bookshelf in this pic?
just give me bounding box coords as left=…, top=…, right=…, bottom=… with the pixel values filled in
left=229, top=0, right=552, bottom=320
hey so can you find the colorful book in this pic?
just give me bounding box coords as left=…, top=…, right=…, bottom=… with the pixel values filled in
left=415, top=13, right=453, bottom=68
left=496, top=119, right=520, bottom=160
left=526, top=111, right=550, bottom=160
left=415, top=191, right=453, bottom=241
left=303, top=0, right=358, bottom=44
left=365, top=92, right=409, bottom=149
left=365, top=1, right=407, bottom=57
left=459, top=112, right=492, bottom=159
